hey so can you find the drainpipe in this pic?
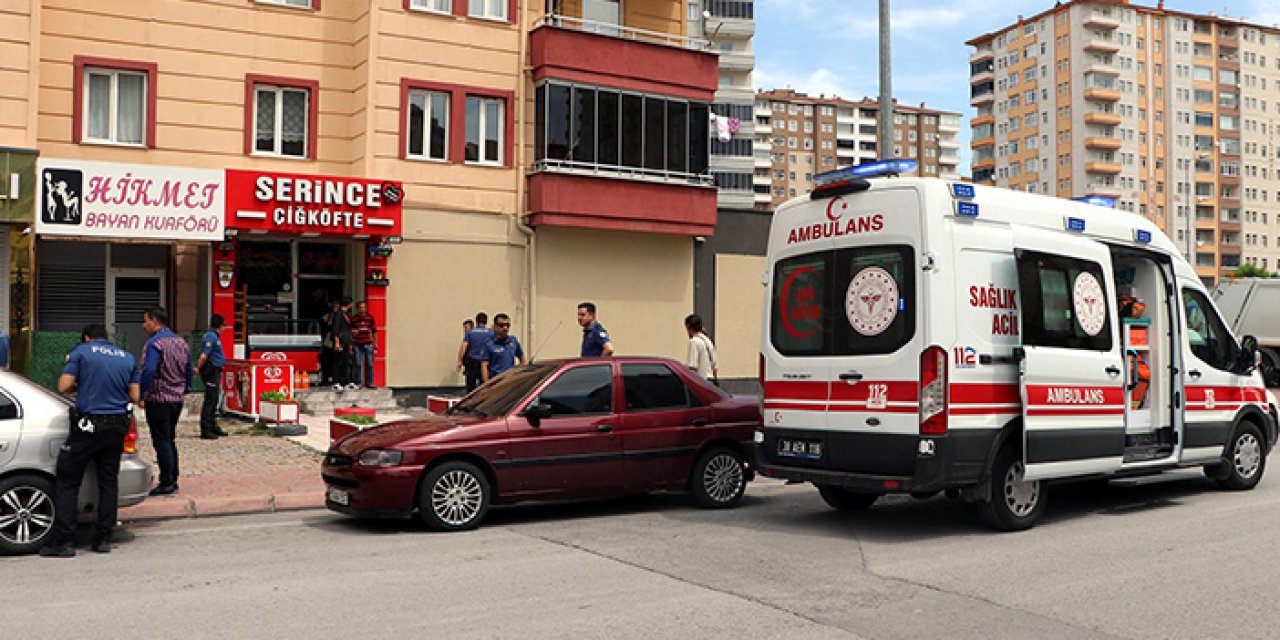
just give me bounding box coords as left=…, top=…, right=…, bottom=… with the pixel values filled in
left=516, top=0, right=537, bottom=352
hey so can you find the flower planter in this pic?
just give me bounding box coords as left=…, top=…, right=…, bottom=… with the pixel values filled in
left=330, top=411, right=381, bottom=446
left=260, top=400, right=300, bottom=424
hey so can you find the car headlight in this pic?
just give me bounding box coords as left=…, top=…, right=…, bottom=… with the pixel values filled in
left=357, top=449, right=404, bottom=467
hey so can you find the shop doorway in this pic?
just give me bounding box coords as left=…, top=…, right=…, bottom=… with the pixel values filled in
left=108, top=269, right=165, bottom=357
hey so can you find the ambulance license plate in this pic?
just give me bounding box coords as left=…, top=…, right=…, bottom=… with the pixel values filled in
left=777, top=438, right=823, bottom=460
left=326, top=486, right=349, bottom=506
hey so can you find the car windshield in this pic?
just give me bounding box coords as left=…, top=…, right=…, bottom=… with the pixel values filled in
left=447, top=363, right=558, bottom=417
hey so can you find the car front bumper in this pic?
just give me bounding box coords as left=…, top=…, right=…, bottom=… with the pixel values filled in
left=321, top=461, right=424, bottom=517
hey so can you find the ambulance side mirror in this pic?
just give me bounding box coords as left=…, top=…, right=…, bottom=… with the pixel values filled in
left=1235, top=336, right=1259, bottom=375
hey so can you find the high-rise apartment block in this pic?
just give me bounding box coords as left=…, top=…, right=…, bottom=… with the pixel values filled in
left=753, top=90, right=961, bottom=209
left=968, top=0, right=1280, bottom=285
left=691, top=1, right=758, bottom=211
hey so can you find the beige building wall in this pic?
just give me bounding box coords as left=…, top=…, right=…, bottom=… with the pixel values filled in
left=0, top=0, right=37, bottom=147
left=533, top=228, right=692, bottom=362
left=1240, top=27, right=1280, bottom=272
left=713, top=253, right=764, bottom=379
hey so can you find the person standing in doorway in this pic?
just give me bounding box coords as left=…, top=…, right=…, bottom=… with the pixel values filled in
left=684, top=314, right=719, bottom=385
left=481, top=313, right=525, bottom=383
left=320, top=300, right=340, bottom=385
left=330, top=296, right=355, bottom=390
left=196, top=314, right=228, bottom=440
left=456, top=312, right=493, bottom=393
left=350, top=301, right=378, bottom=389
left=39, top=325, right=139, bottom=557
left=140, top=307, right=192, bottom=497
left=578, top=302, right=614, bottom=357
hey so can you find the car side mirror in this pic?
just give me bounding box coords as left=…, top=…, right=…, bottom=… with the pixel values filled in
left=1236, top=335, right=1260, bottom=375
left=520, top=401, right=552, bottom=427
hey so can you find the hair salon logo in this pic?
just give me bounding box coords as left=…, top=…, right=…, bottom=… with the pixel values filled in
left=41, top=168, right=82, bottom=225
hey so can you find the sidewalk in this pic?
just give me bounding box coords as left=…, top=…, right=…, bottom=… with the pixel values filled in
left=117, top=405, right=419, bottom=522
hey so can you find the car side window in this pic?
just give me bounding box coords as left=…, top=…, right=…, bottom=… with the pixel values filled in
left=622, top=363, right=700, bottom=412
left=1182, top=288, right=1237, bottom=371
left=0, top=391, right=18, bottom=420
left=537, top=365, right=613, bottom=416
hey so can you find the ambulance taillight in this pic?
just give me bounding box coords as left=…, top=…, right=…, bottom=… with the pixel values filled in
left=919, top=346, right=948, bottom=436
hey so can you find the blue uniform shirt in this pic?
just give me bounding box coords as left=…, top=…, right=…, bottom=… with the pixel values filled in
left=484, top=335, right=524, bottom=377
left=0, top=333, right=8, bottom=369
left=201, top=328, right=225, bottom=368
left=580, top=321, right=610, bottom=357
left=464, top=326, right=495, bottom=361
left=63, top=339, right=139, bottom=414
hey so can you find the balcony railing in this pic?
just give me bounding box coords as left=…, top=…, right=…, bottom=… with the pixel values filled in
left=538, top=14, right=708, bottom=50
left=532, top=158, right=714, bottom=187
left=706, top=0, right=754, bottom=20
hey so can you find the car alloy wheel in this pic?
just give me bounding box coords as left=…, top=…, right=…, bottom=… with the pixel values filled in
left=702, top=452, right=745, bottom=504
left=0, top=479, right=56, bottom=553
left=431, top=469, right=484, bottom=527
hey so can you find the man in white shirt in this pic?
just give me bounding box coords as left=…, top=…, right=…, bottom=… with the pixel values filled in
left=684, top=314, right=719, bottom=384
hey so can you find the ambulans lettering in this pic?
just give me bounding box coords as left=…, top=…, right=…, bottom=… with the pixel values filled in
left=1045, top=387, right=1106, bottom=404
left=786, top=214, right=884, bottom=245
left=969, top=283, right=1020, bottom=336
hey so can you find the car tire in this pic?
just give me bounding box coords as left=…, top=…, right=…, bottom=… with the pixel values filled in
left=975, top=445, right=1046, bottom=531
left=417, top=461, right=491, bottom=532
left=0, top=474, right=57, bottom=556
left=690, top=446, right=747, bottom=509
left=1213, top=422, right=1266, bottom=491
left=817, top=485, right=878, bottom=511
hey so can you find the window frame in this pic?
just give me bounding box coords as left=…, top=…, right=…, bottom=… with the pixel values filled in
left=405, top=0, right=451, bottom=15
left=244, top=74, right=319, bottom=160
left=1015, top=250, right=1113, bottom=352
left=72, top=56, right=158, bottom=148
left=465, top=95, right=506, bottom=166
left=404, top=87, right=451, bottom=162
left=621, top=362, right=701, bottom=413
left=255, top=0, right=319, bottom=9
left=1181, top=288, right=1239, bottom=372
left=467, top=0, right=512, bottom=22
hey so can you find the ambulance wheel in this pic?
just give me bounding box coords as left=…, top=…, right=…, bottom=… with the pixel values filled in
left=817, top=486, right=878, bottom=511
left=976, top=445, right=1045, bottom=531
left=1212, top=422, right=1266, bottom=491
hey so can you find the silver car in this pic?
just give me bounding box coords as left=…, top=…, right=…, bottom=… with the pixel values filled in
left=0, top=371, right=152, bottom=555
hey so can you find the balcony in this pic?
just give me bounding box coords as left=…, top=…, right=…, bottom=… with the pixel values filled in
left=531, top=16, right=718, bottom=103
left=1084, top=87, right=1121, bottom=102
left=1085, top=161, right=1122, bottom=174
left=1085, top=137, right=1122, bottom=150
left=718, top=50, right=755, bottom=72
left=973, top=158, right=995, bottom=170
left=970, top=90, right=994, bottom=106
left=1084, top=62, right=1121, bottom=76
left=528, top=171, right=717, bottom=236
left=971, top=114, right=995, bottom=127
left=970, top=136, right=994, bottom=149
left=1084, top=111, right=1121, bottom=125
left=938, top=118, right=962, bottom=133
left=1084, top=12, right=1120, bottom=29
left=939, top=138, right=960, bottom=149
left=971, top=68, right=994, bottom=83
left=1083, top=36, right=1120, bottom=53
left=970, top=47, right=994, bottom=63
left=1085, top=183, right=1123, bottom=198
left=704, top=0, right=755, bottom=38
left=939, top=153, right=961, bottom=166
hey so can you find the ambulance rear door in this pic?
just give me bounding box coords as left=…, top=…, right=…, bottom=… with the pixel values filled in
left=1013, top=226, right=1126, bottom=481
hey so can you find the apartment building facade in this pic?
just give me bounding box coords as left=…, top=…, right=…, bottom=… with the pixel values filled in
left=968, top=0, right=1280, bottom=285
left=2, top=0, right=721, bottom=389
left=754, top=89, right=962, bottom=209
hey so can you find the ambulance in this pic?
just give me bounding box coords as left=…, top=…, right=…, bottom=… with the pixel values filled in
left=756, top=160, right=1279, bottom=530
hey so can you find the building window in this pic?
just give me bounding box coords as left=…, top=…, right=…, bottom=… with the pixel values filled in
left=465, top=96, right=504, bottom=165
left=468, top=0, right=508, bottom=20
left=257, top=0, right=315, bottom=8
left=80, top=66, right=149, bottom=146
left=252, top=83, right=311, bottom=158
left=406, top=89, right=449, bottom=161
left=409, top=0, right=451, bottom=13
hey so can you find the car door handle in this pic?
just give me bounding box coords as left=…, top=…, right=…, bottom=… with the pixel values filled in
left=692, top=418, right=708, bottom=427
left=596, top=424, right=613, bottom=433
left=1105, top=365, right=1122, bottom=376
left=1189, top=369, right=1202, bottom=379
left=838, top=371, right=863, bottom=382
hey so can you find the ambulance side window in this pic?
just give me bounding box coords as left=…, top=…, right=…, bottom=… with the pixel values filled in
left=771, top=252, right=830, bottom=356
left=1016, top=251, right=1112, bottom=351
left=1181, top=289, right=1237, bottom=371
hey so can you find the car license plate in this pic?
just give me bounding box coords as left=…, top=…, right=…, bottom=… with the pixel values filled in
left=777, top=438, right=823, bottom=460
left=326, top=486, right=349, bottom=506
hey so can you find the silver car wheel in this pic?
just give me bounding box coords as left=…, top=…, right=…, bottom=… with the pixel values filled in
left=1234, top=433, right=1262, bottom=479
left=1003, top=461, right=1040, bottom=517
left=702, top=453, right=745, bottom=504
left=0, top=484, right=55, bottom=546
left=431, top=469, right=484, bottom=527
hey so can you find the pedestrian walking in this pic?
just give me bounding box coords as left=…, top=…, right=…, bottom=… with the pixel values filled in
left=684, top=314, right=719, bottom=385
left=320, top=300, right=340, bottom=385
left=456, top=312, right=493, bottom=392
left=351, top=300, right=378, bottom=388
left=40, top=324, right=140, bottom=557
left=139, top=307, right=193, bottom=497
left=330, top=296, right=355, bottom=390
left=196, top=314, right=228, bottom=439
left=481, top=313, right=525, bottom=382
left=577, top=302, right=614, bottom=357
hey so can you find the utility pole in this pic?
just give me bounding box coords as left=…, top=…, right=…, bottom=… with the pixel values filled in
left=878, top=0, right=893, bottom=158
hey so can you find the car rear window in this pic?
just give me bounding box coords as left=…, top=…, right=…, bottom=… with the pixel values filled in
left=771, top=245, right=915, bottom=356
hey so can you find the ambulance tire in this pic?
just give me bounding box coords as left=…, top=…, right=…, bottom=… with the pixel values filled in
left=817, top=486, right=878, bottom=511
left=1212, top=422, right=1266, bottom=491
left=975, top=445, right=1046, bottom=531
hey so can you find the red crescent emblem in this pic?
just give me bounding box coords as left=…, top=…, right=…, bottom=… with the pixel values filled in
left=779, top=266, right=818, bottom=339
left=825, top=196, right=847, bottom=221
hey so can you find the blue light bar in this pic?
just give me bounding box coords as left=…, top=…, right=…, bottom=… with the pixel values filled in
left=951, top=183, right=976, bottom=199
left=814, top=159, right=919, bottom=187
left=1064, top=217, right=1086, bottom=232
left=955, top=201, right=980, bottom=217
left=1134, top=229, right=1153, bottom=244
left=1073, top=195, right=1117, bottom=208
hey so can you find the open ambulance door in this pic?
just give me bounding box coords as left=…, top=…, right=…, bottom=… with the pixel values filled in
left=1013, top=227, right=1126, bottom=482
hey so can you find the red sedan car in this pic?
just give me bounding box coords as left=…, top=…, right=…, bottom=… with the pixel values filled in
left=322, top=357, right=760, bottom=531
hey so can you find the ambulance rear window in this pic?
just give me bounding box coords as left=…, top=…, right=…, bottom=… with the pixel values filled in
left=771, top=245, right=915, bottom=356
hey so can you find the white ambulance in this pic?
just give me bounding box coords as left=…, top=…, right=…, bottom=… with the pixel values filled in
left=757, top=160, right=1279, bottom=530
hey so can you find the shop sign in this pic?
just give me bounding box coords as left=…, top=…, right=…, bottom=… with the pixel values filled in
left=35, top=158, right=225, bottom=240
left=226, top=169, right=404, bottom=236
left=0, top=149, right=37, bottom=225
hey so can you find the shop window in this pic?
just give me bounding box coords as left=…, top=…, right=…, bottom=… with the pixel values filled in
left=465, top=96, right=505, bottom=165
left=73, top=56, right=157, bottom=147
left=406, top=89, right=449, bottom=161
left=246, top=75, right=318, bottom=159
left=468, top=0, right=507, bottom=21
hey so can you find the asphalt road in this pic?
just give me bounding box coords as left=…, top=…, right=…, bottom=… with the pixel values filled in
left=7, top=465, right=1280, bottom=640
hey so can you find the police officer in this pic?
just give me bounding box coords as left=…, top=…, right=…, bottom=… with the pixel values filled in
left=577, top=302, right=614, bottom=357
left=480, top=313, right=525, bottom=383
left=455, top=312, right=494, bottom=392
left=40, top=324, right=140, bottom=557
left=196, top=314, right=228, bottom=439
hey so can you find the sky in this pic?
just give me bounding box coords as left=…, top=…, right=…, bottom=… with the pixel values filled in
left=753, top=0, right=1280, bottom=171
